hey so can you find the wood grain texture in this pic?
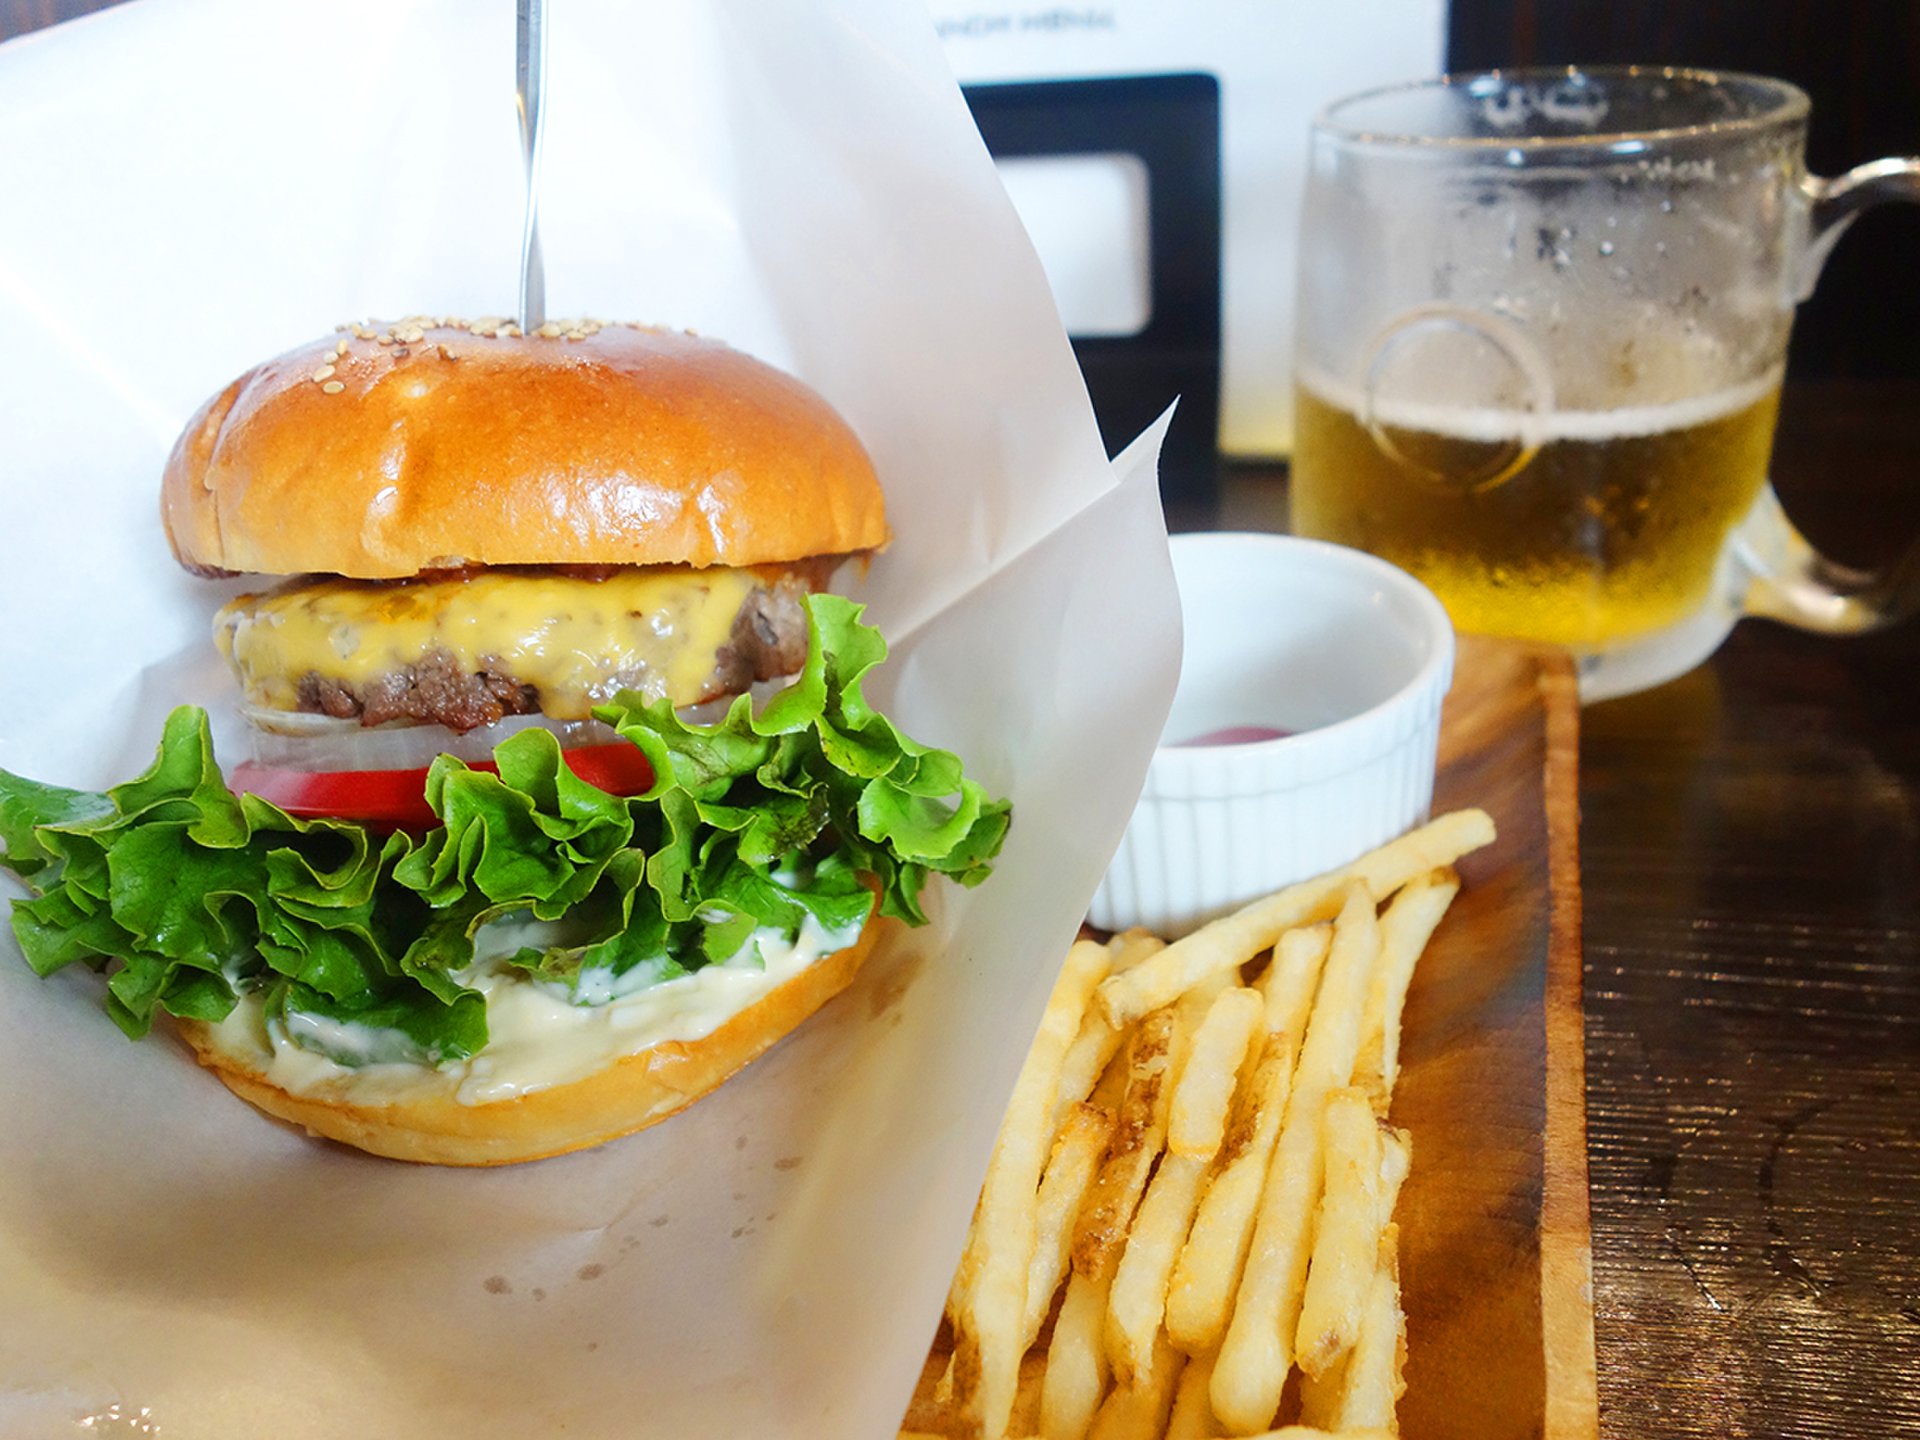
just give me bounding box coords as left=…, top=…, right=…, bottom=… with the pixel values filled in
left=1539, top=645, right=1597, bottom=1440
left=1579, top=621, right=1920, bottom=1440
left=1575, top=382, right=1920, bottom=1440
left=1395, top=635, right=1595, bottom=1440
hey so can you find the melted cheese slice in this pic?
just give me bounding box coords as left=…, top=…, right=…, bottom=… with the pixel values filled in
left=217, top=566, right=759, bottom=719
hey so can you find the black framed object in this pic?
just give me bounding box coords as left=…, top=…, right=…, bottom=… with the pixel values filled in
left=964, top=73, right=1223, bottom=501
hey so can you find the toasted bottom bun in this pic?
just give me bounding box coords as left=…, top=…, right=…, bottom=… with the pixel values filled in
left=178, top=916, right=881, bottom=1166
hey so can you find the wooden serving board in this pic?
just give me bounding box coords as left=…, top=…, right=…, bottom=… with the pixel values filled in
left=1396, top=633, right=1595, bottom=1440
left=911, top=634, right=1596, bottom=1439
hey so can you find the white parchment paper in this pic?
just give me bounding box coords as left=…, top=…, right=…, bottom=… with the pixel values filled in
left=0, top=2, right=1181, bottom=1436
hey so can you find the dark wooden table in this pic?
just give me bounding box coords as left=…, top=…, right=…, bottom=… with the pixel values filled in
left=1172, top=379, right=1920, bottom=1439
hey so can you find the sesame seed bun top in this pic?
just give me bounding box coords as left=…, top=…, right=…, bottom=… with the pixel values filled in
left=161, top=319, right=890, bottom=579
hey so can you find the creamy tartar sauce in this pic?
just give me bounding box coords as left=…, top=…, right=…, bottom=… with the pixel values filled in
left=204, top=911, right=864, bottom=1107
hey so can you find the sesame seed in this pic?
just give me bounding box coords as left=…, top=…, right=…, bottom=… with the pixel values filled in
left=321, top=380, right=345, bottom=394
left=311, top=365, right=336, bottom=382
left=377, top=334, right=394, bottom=345
left=335, top=339, right=350, bottom=357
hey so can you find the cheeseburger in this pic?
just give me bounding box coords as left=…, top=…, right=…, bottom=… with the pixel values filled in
left=0, top=318, right=1009, bottom=1165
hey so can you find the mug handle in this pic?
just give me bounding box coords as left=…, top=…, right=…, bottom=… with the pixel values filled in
left=1736, top=158, right=1920, bottom=634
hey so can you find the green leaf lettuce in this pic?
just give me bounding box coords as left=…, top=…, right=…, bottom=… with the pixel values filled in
left=0, top=595, right=1008, bottom=1063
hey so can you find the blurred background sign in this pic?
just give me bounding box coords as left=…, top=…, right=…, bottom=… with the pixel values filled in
left=6, top=0, right=1909, bottom=482
left=936, top=1, right=1448, bottom=481
left=963, top=74, right=1221, bottom=497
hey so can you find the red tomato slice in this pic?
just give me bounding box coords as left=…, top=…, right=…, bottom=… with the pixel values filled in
left=230, top=743, right=655, bottom=829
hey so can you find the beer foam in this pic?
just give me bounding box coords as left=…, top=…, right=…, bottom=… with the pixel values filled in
left=1297, top=364, right=1783, bottom=446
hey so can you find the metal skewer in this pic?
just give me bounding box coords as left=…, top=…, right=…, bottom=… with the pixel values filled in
left=515, top=0, right=548, bottom=332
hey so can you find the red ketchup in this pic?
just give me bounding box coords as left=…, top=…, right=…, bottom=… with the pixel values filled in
left=1172, top=724, right=1295, bottom=748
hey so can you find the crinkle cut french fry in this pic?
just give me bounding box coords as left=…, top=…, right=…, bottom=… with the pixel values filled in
left=1022, top=1102, right=1117, bottom=1347
left=1164, top=1035, right=1294, bottom=1353
left=1087, top=1330, right=1184, bottom=1440
left=1294, top=1087, right=1383, bottom=1378
left=955, top=937, right=1111, bottom=1439
left=1096, top=809, right=1494, bottom=1028
left=1040, top=1268, right=1112, bottom=1440
left=1211, top=883, right=1381, bottom=1435
left=1354, top=867, right=1460, bottom=1110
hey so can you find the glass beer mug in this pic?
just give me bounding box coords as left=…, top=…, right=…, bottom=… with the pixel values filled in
left=1290, top=68, right=1920, bottom=699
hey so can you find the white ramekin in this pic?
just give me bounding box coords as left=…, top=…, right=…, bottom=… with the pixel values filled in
left=1091, top=532, right=1456, bottom=937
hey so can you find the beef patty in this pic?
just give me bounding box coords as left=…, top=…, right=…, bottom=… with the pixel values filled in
left=218, top=561, right=836, bottom=733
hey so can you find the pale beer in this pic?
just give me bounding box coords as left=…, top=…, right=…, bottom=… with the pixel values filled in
left=1290, top=371, right=1783, bottom=649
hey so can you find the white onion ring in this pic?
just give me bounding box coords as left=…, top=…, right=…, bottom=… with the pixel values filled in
left=239, top=707, right=626, bottom=772
left=235, top=693, right=748, bottom=773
